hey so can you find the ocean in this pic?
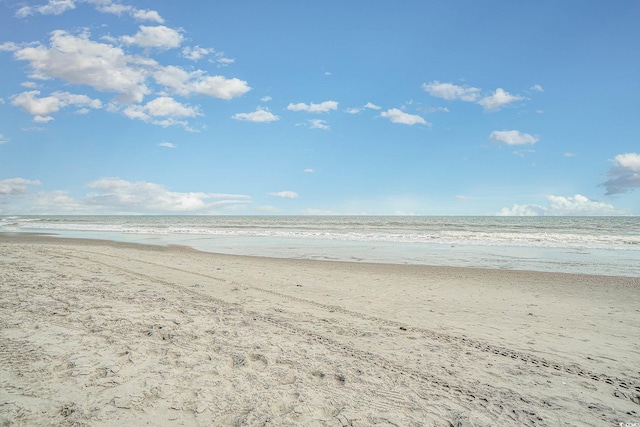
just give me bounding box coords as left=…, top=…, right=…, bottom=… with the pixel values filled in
left=1, top=215, right=639, bottom=277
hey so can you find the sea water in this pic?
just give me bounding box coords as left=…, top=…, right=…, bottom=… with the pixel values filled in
left=1, top=215, right=639, bottom=277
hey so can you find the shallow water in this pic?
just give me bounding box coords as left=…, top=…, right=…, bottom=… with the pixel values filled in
left=2, top=215, right=639, bottom=276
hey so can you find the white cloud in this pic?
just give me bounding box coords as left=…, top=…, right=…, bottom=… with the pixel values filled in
left=603, top=152, right=640, bottom=195
left=93, top=2, right=164, bottom=23
left=380, top=108, right=428, bottom=125
left=14, top=30, right=153, bottom=103
left=158, top=142, right=176, bottom=148
left=287, top=101, right=338, bottom=113
left=261, top=96, right=272, bottom=102
left=181, top=45, right=213, bottom=61
left=530, top=84, right=544, bottom=92
left=132, top=9, right=164, bottom=23
left=16, top=0, right=76, bottom=17
left=153, top=66, right=250, bottom=99
left=489, top=130, right=538, bottom=146
left=84, top=178, right=252, bottom=213
left=0, top=42, right=19, bottom=52
left=0, top=178, right=41, bottom=195
left=308, top=119, right=330, bottom=130
left=478, top=88, right=524, bottom=111
left=564, top=152, right=576, bottom=157
left=0, top=134, right=8, bottom=144
left=346, top=102, right=381, bottom=114
left=213, top=53, right=235, bottom=67
left=15, top=0, right=165, bottom=23
left=121, top=25, right=184, bottom=50
left=496, top=203, right=546, bottom=216
left=423, top=106, right=449, bottom=113
left=232, top=107, right=279, bottom=123
left=11, top=90, right=102, bottom=121
left=304, top=168, right=315, bottom=173
left=497, top=194, right=627, bottom=216
left=124, top=96, right=200, bottom=128
left=268, top=191, right=299, bottom=199
left=422, top=81, right=480, bottom=102
left=423, top=81, right=524, bottom=111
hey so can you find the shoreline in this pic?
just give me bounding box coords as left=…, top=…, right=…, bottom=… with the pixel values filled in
left=1, top=233, right=639, bottom=425
left=2, top=231, right=639, bottom=279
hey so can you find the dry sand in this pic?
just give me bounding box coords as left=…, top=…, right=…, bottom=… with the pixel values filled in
left=1, top=233, right=639, bottom=426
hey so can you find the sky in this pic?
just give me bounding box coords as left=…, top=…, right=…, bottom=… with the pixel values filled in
left=0, top=0, right=639, bottom=216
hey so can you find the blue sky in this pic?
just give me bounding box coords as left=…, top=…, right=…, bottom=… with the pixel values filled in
left=1, top=0, right=638, bottom=215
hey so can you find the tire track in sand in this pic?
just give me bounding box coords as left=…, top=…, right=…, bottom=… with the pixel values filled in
left=58, top=246, right=640, bottom=401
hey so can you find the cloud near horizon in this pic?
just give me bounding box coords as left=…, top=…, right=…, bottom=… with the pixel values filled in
left=0, top=177, right=252, bottom=214
left=268, top=191, right=299, bottom=199
left=497, top=194, right=628, bottom=216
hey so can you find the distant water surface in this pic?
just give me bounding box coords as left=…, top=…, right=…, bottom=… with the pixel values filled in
left=1, top=215, right=639, bottom=277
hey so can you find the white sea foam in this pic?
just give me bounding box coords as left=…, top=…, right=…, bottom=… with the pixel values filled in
left=2, top=215, right=639, bottom=276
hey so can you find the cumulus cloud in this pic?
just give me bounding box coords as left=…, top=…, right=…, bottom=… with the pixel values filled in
left=84, top=178, right=252, bottom=213
left=422, top=80, right=524, bottom=111
left=154, top=66, right=250, bottom=99
left=308, top=119, right=330, bottom=130
left=121, top=25, right=184, bottom=50
left=422, top=81, right=481, bottom=102
left=11, top=90, right=102, bottom=122
left=158, top=141, right=176, bottom=148
left=268, top=191, right=299, bottom=199
left=489, top=130, right=539, bottom=146
left=304, top=169, right=315, bottom=173
left=603, top=152, right=640, bottom=195
left=478, top=88, right=524, bottom=112
left=13, top=30, right=153, bottom=103
left=530, top=84, right=544, bottom=92
left=132, top=9, right=164, bottom=23
left=364, top=102, right=381, bottom=110
left=182, top=45, right=213, bottom=61
left=0, top=134, right=8, bottom=144
left=380, top=108, right=428, bottom=125
left=287, top=101, right=338, bottom=113
left=497, top=194, right=627, bottom=216
left=123, top=96, right=200, bottom=128
left=0, top=178, right=41, bottom=195
left=232, top=107, right=279, bottom=123
left=10, top=28, right=248, bottom=108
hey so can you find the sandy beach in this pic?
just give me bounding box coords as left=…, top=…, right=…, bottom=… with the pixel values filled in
left=1, top=233, right=639, bottom=426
